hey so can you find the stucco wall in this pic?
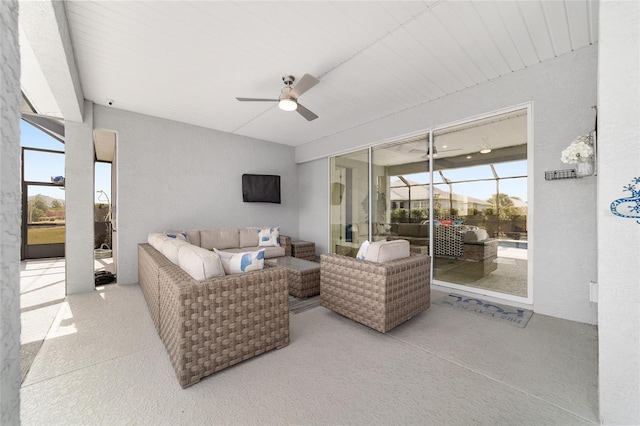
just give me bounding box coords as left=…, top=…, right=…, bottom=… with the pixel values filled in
left=65, top=100, right=95, bottom=294
left=296, top=45, right=599, bottom=324
left=94, top=106, right=299, bottom=285
left=0, top=0, right=21, bottom=423
left=597, top=1, right=640, bottom=423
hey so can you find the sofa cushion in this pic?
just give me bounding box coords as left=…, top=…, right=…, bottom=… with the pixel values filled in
left=397, top=223, right=428, bottom=238
left=161, top=238, right=190, bottom=265
left=364, top=239, right=410, bottom=263
left=185, top=230, right=201, bottom=247
left=463, top=229, right=489, bottom=243
left=258, top=227, right=280, bottom=247
left=178, top=244, right=225, bottom=280
left=148, top=233, right=169, bottom=252
left=214, top=248, right=265, bottom=274
left=223, top=245, right=284, bottom=259
left=200, top=228, right=239, bottom=250
left=239, top=227, right=259, bottom=248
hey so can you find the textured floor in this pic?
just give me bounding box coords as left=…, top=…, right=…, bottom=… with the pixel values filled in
left=20, top=268, right=599, bottom=425
left=435, top=246, right=528, bottom=297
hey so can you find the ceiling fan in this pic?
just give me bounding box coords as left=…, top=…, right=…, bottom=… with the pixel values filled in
left=236, top=74, right=319, bottom=121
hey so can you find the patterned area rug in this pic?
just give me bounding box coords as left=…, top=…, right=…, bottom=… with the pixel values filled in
left=433, top=293, right=533, bottom=328
left=289, top=295, right=321, bottom=314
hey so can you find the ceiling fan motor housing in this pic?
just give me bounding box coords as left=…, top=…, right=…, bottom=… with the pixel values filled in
left=282, top=75, right=295, bottom=86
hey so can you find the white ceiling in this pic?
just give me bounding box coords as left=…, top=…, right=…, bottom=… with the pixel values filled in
left=24, top=1, right=598, bottom=147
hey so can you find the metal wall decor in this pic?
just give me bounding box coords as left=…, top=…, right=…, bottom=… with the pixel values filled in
left=610, top=177, right=640, bottom=224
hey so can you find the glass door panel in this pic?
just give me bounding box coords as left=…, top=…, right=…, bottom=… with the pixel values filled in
left=24, top=184, right=65, bottom=259
left=371, top=138, right=429, bottom=243
left=432, top=109, right=528, bottom=298
left=330, top=149, right=370, bottom=257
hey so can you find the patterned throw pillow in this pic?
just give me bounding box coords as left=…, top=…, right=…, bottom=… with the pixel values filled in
left=165, top=231, right=188, bottom=242
left=257, top=227, right=280, bottom=247
left=356, top=240, right=370, bottom=260
left=214, top=249, right=265, bottom=274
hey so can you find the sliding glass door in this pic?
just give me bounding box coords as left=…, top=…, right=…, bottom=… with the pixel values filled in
left=329, top=107, right=530, bottom=301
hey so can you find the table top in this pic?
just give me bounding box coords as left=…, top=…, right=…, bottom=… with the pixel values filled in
left=291, top=240, right=314, bottom=246
left=268, top=256, right=320, bottom=272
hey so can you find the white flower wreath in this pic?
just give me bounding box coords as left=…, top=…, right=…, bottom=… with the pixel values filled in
left=561, top=134, right=594, bottom=164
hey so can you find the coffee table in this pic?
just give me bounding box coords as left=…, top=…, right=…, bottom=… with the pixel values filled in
left=267, top=256, right=320, bottom=299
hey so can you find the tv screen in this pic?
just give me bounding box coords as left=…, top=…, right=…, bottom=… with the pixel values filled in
left=242, top=174, right=281, bottom=204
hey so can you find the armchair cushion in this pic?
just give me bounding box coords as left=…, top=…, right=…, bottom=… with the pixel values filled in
left=364, top=239, right=410, bottom=263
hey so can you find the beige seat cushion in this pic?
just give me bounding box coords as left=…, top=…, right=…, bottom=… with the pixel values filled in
left=239, top=227, right=259, bottom=248
left=364, top=239, right=410, bottom=263
left=178, top=244, right=225, bottom=280
left=223, top=245, right=284, bottom=259
left=161, top=238, right=190, bottom=265
left=200, top=228, right=240, bottom=250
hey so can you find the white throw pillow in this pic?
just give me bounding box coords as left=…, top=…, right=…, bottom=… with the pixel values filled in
left=178, top=245, right=225, bottom=281
left=161, top=238, right=190, bottom=265
left=257, top=227, right=280, bottom=247
left=214, top=248, right=265, bottom=274
left=356, top=240, right=370, bottom=260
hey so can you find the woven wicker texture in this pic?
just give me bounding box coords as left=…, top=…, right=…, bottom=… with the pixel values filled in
left=280, top=235, right=292, bottom=257
left=291, top=241, right=316, bottom=262
left=158, top=262, right=289, bottom=388
left=288, top=266, right=320, bottom=299
left=320, top=253, right=430, bottom=333
left=139, top=244, right=289, bottom=388
left=138, top=244, right=174, bottom=332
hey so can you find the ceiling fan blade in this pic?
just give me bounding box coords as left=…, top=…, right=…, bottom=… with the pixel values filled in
left=236, top=97, right=278, bottom=102
left=290, top=74, right=319, bottom=98
left=296, top=103, right=318, bottom=121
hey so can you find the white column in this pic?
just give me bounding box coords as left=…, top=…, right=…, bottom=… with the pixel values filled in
left=597, top=1, right=640, bottom=424
left=65, top=100, right=95, bottom=294
left=0, top=0, right=22, bottom=423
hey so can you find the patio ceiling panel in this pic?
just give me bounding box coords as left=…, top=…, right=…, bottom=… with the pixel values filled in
left=23, top=1, right=597, bottom=147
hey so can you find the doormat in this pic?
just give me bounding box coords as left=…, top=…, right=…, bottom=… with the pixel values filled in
left=433, top=293, right=533, bottom=328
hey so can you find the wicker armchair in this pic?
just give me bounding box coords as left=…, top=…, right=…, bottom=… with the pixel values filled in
left=320, top=253, right=430, bottom=333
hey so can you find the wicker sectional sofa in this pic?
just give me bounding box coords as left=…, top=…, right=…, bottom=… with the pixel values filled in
left=138, top=242, right=290, bottom=388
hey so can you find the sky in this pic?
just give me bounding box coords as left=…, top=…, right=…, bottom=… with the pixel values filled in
left=20, top=120, right=111, bottom=204
left=391, top=160, right=528, bottom=202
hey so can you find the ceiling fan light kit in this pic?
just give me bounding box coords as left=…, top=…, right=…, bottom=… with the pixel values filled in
left=278, top=97, right=297, bottom=111
left=236, top=74, right=319, bottom=121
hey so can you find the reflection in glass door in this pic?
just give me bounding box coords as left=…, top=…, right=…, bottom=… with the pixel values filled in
left=329, top=149, right=369, bottom=257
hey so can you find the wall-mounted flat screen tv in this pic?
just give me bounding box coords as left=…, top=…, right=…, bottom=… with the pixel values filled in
left=242, top=174, right=281, bottom=204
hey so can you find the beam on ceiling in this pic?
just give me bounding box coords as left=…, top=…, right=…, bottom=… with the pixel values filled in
left=19, top=0, right=84, bottom=122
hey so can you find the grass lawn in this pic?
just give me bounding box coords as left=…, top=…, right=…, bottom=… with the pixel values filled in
left=28, top=226, right=65, bottom=244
